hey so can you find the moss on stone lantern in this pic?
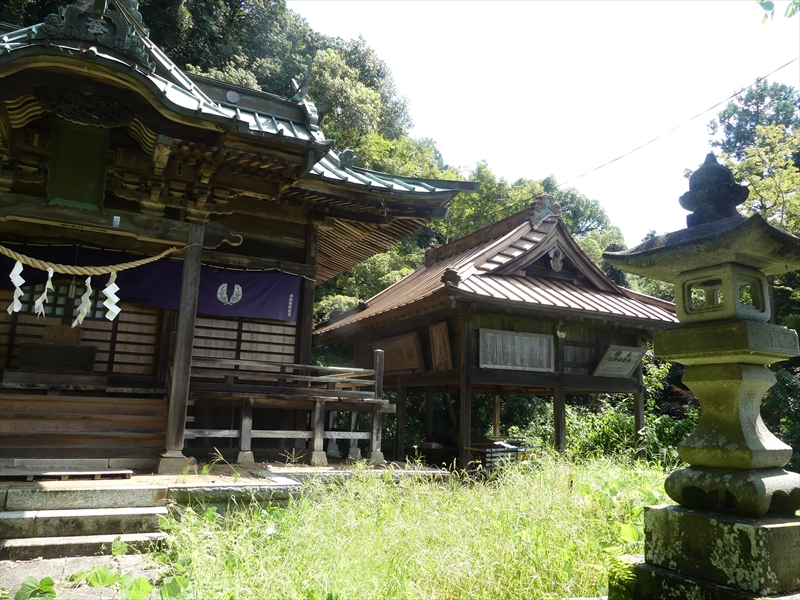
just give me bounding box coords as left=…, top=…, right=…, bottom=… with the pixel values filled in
left=605, top=153, right=800, bottom=519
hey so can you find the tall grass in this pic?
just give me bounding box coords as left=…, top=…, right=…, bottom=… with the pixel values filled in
left=154, top=456, right=668, bottom=599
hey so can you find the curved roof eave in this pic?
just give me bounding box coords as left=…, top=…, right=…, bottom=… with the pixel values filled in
left=0, top=35, right=329, bottom=154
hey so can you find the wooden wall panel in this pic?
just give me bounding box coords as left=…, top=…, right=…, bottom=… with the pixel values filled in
left=0, top=392, right=167, bottom=459
left=192, top=315, right=296, bottom=367
left=0, top=291, right=160, bottom=376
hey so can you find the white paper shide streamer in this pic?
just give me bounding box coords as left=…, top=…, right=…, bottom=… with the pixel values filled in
left=102, top=272, right=121, bottom=321
left=34, top=267, right=55, bottom=318
left=6, top=260, right=24, bottom=315
left=72, top=277, right=93, bottom=327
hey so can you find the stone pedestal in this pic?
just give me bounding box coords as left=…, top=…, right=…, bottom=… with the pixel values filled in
left=235, top=450, right=255, bottom=464
left=647, top=505, right=799, bottom=594
left=348, top=446, right=362, bottom=460
left=309, top=451, right=327, bottom=467
left=611, top=505, right=800, bottom=599
left=368, top=451, right=384, bottom=466
left=610, top=557, right=800, bottom=600
left=156, top=451, right=198, bottom=474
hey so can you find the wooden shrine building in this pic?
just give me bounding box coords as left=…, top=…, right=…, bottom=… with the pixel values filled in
left=314, top=198, right=679, bottom=467
left=0, top=1, right=476, bottom=471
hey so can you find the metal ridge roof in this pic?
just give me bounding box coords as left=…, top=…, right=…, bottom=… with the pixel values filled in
left=306, top=152, right=475, bottom=195
left=0, top=23, right=327, bottom=150
left=315, top=209, right=678, bottom=339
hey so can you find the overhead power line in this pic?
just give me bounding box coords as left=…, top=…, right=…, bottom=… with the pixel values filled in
left=557, top=56, right=800, bottom=188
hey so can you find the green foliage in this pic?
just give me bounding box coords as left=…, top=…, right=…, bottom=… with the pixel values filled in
left=152, top=457, right=667, bottom=598
left=313, top=294, right=360, bottom=323
left=13, top=578, right=55, bottom=600
left=762, top=367, right=800, bottom=471
left=723, top=124, right=800, bottom=233
left=707, top=80, right=800, bottom=162
left=758, top=0, right=800, bottom=22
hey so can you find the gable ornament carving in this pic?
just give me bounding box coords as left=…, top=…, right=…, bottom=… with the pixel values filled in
left=35, top=0, right=154, bottom=71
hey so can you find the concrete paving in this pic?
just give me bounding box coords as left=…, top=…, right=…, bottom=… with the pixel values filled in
left=0, top=554, right=162, bottom=599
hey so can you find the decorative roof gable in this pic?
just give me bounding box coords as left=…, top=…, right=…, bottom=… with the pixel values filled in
left=485, top=220, right=620, bottom=294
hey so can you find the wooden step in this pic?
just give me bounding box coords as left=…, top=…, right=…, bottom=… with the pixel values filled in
left=0, top=467, right=133, bottom=481
left=0, top=532, right=166, bottom=560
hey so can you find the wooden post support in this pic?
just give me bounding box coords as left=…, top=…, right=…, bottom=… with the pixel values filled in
left=634, top=335, right=646, bottom=457
left=296, top=222, right=318, bottom=366
left=553, top=335, right=566, bottom=452
left=493, top=393, right=501, bottom=439
left=327, top=410, right=342, bottom=458
left=236, top=398, right=254, bottom=464
left=459, top=318, right=474, bottom=469
left=368, top=349, right=385, bottom=465
left=395, top=376, right=407, bottom=462
left=310, top=400, right=327, bottom=466
left=425, top=388, right=434, bottom=439
left=348, top=411, right=362, bottom=459
left=158, top=222, right=204, bottom=473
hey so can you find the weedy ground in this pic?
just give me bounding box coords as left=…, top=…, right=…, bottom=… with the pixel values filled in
left=152, top=455, right=668, bottom=600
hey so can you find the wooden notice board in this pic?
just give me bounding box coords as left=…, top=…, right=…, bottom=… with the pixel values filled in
left=592, top=345, right=646, bottom=378
left=371, top=333, right=425, bottom=374
left=429, top=321, right=453, bottom=372
left=479, top=328, right=554, bottom=372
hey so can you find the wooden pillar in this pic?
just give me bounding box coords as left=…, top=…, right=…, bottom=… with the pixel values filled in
left=634, top=335, right=646, bottom=457
left=294, top=222, right=319, bottom=451
left=310, top=399, right=327, bottom=466
left=395, top=376, right=407, bottom=461
left=553, top=335, right=566, bottom=452
left=459, top=318, right=474, bottom=469
left=369, top=349, right=385, bottom=464
left=327, top=410, right=342, bottom=458
left=493, top=393, right=501, bottom=438
left=425, top=388, right=434, bottom=439
left=158, top=223, right=204, bottom=473
left=348, top=411, right=362, bottom=459
left=296, top=222, right=318, bottom=366
left=236, top=398, right=254, bottom=464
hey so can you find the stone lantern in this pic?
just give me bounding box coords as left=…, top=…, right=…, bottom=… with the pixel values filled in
left=603, top=154, right=800, bottom=599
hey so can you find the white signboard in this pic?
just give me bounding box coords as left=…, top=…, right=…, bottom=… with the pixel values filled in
left=479, top=329, right=554, bottom=372
left=593, top=345, right=646, bottom=378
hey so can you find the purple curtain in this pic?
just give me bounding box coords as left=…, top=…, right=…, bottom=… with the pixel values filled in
left=0, top=244, right=302, bottom=321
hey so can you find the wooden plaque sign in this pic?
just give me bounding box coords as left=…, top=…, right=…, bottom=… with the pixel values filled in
left=371, top=333, right=425, bottom=374
left=593, top=345, right=646, bottom=378
left=479, top=328, right=554, bottom=372
left=429, top=321, right=453, bottom=372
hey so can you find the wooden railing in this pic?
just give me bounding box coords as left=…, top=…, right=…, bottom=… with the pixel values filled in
left=189, top=351, right=385, bottom=402
left=184, top=351, right=387, bottom=465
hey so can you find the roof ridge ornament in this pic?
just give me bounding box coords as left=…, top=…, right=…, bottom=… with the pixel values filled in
left=530, top=194, right=562, bottom=228
left=35, top=0, right=154, bottom=70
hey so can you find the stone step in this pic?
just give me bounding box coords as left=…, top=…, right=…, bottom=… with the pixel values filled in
left=0, top=532, right=166, bottom=560
left=1, top=506, right=168, bottom=539
left=2, top=484, right=168, bottom=511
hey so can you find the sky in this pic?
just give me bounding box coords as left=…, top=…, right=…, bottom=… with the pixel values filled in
left=287, top=0, right=799, bottom=247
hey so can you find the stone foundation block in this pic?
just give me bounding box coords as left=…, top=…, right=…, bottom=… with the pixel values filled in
left=235, top=451, right=255, bottom=464
left=156, top=453, right=198, bottom=474
left=609, top=555, right=800, bottom=600
left=310, top=451, right=327, bottom=467
left=644, top=505, right=800, bottom=596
